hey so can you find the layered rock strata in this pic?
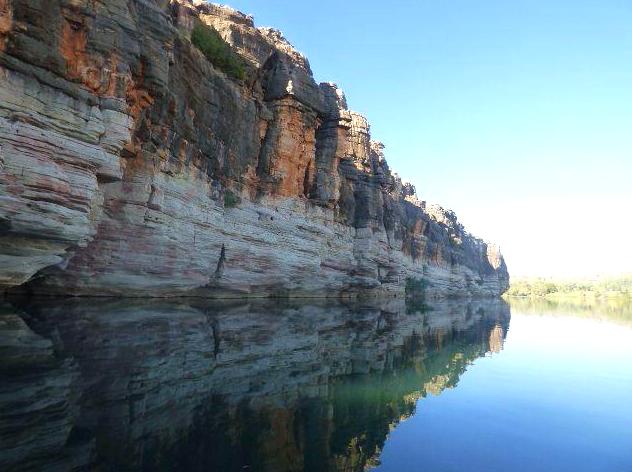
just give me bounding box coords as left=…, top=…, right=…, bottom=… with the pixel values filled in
left=0, top=298, right=511, bottom=471
left=0, top=0, right=508, bottom=297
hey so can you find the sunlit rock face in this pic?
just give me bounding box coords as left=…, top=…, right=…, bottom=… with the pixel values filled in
left=0, top=0, right=508, bottom=297
left=0, top=298, right=510, bottom=471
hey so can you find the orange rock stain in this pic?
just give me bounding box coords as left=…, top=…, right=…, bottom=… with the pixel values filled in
left=0, top=0, right=13, bottom=51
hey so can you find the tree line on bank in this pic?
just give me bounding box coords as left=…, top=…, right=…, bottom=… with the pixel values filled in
left=506, top=275, right=632, bottom=299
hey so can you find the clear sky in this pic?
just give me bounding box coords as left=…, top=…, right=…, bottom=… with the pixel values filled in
left=224, top=0, right=632, bottom=278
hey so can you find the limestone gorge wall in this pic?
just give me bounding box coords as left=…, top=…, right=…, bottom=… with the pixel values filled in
left=0, top=0, right=509, bottom=297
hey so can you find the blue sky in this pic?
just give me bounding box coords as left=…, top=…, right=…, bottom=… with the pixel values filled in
left=224, top=1, right=632, bottom=277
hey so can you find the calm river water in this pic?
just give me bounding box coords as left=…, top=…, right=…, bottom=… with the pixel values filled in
left=1, top=297, right=630, bottom=471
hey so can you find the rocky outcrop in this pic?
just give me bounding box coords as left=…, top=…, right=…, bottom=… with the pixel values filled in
left=0, top=0, right=508, bottom=297
left=0, top=297, right=511, bottom=471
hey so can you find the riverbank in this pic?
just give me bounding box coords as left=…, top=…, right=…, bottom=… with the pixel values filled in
left=505, top=276, right=632, bottom=299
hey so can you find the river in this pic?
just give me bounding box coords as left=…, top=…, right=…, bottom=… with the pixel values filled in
left=1, top=297, right=630, bottom=471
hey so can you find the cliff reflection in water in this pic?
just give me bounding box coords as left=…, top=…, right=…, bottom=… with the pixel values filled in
left=0, top=297, right=510, bottom=471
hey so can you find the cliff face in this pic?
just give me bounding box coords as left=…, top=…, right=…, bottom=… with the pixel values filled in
left=0, top=298, right=510, bottom=470
left=0, top=0, right=509, bottom=297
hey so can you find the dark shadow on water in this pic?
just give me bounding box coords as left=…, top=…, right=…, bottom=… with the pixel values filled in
left=0, top=297, right=510, bottom=471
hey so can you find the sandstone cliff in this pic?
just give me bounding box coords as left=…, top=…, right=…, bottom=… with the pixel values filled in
left=0, top=0, right=509, bottom=297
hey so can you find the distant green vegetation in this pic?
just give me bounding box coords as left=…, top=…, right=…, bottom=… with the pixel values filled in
left=223, top=190, right=241, bottom=208
left=191, top=21, right=246, bottom=80
left=405, top=277, right=428, bottom=296
left=405, top=277, right=432, bottom=313
left=506, top=275, right=632, bottom=300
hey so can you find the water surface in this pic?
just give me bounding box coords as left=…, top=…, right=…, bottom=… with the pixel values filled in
left=375, top=298, right=632, bottom=472
left=0, top=297, right=630, bottom=471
